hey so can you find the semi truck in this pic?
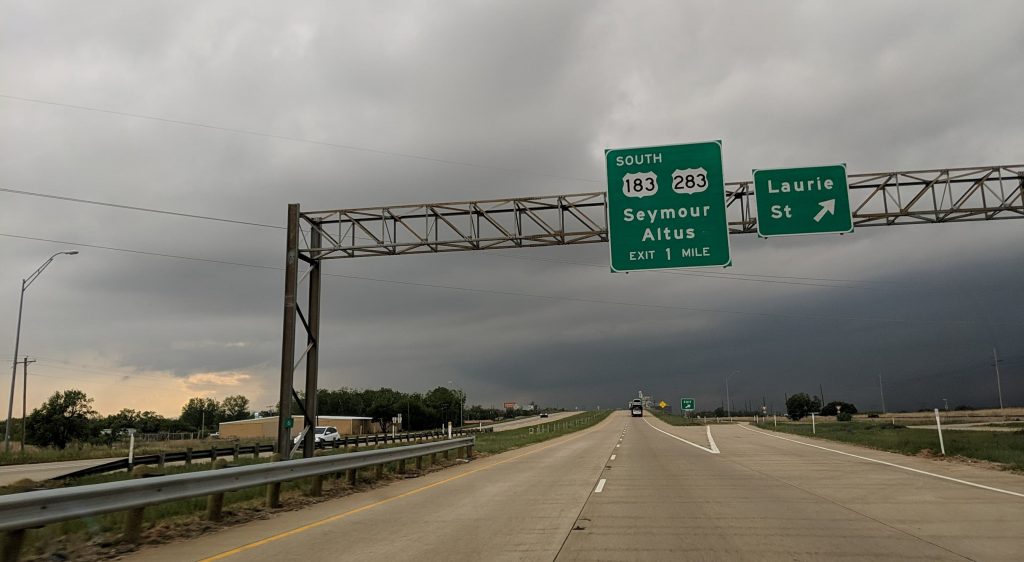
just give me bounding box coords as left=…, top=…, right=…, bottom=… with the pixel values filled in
left=630, top=398, right=643, bottom=417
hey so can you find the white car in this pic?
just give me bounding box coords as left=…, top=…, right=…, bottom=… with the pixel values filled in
left=293, top=426, right=342, bottom=445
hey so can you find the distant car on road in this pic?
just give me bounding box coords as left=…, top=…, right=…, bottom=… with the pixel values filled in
left=539, top=413, right=549, bottom=418
left=293, top=426, right=342, bottom=445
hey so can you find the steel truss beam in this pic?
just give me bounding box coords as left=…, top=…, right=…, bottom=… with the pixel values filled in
left=295, top=164, right=1022, bottom=259
left=277, top=164, right=1022, bottom=457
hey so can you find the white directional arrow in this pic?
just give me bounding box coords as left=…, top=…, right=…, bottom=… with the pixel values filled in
left=813, top=199, right=836, bottom=222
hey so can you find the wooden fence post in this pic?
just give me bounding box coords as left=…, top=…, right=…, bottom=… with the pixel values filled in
left=205, top=459, right=230, bottom=521
left=265, top=454, right=282, bottom=508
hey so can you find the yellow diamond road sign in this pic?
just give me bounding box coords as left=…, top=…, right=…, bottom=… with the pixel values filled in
left=658, top=400, right=667, bottom=409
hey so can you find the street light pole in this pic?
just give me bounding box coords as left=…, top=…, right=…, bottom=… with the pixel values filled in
left=5, top=251, right=78, bottom=453
left=993, top=347, right=1004, bottom=413
left=726, top=370, right=738, bottom=422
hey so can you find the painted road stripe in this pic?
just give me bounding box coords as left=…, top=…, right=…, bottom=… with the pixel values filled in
left=740, top=425, right=1024, bottom=499
left=594, top=478, right=606, bottom=493
left=616, top=444, right=620, bottom=448
left=643, top=417, right=720, bottom=454
left=610, top=454, right=616, bottom=461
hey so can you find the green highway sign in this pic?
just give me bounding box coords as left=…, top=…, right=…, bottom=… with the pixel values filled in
left=606, top=141, right=730, bottom=272
left=681, top=398, right=695, bottom=411
left=753, top=164, right=853, bottom=237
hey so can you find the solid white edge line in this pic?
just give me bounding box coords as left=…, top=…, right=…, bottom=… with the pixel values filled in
left=594, top=478, right=606, bottom=493
left=642, top=417, right=719, bottom=454
left=705, top=425, right=720, bottom=453
left=739, top=425, right=1024, bottom=499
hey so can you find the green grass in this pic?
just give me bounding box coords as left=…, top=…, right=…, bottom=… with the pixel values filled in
left=649, top=409, right=708, bottom=426
left=758, top=421, right=1024, bottom=471
left=474, top=410, right=612, bottom=454
left=0, top=438, right=267, bottom=466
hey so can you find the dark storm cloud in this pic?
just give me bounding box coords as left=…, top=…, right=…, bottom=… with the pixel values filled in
left=1, top=1, right=1022, bottom=415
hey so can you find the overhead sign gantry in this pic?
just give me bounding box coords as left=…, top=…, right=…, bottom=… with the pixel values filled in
left=277, top=163, right=1023, bottom=459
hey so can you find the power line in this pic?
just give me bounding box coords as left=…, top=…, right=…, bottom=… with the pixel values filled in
left=0, top=93, right=601, bottom=185
left=0, top=232, right=280, bottom=271
left=3, top=231, right=1014, bottom=327
left=0, top=186, right=282, bottom=229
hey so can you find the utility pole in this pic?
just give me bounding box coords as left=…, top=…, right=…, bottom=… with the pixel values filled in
left=20, top=357, right=35, bottom=452
left=993, top=347, right=1004, bottom=413
left=878, top=373, right=886, bottom=414
left=819, top=384, right=825, bottom=408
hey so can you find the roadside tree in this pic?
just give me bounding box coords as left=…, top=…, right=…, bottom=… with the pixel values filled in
left=25, top=389, right=97, bottom=449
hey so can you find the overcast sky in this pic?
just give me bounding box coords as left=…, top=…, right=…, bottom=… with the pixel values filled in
left=1, top=1, right=1022, bottom=418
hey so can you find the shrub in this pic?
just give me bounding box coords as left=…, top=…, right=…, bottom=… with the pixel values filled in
left=837, top=411, right=853, bottom=422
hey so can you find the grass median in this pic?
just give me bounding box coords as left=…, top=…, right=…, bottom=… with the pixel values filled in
left=649, top=409, right=710, bottom=426
left=756, top=421, right=1024, bottom=471
left=473, top=410, right=612, bottom=454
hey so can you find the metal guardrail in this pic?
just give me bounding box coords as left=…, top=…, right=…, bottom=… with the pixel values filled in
left=0, top=436, right=474, bottom=557
left=54, top=427, right=487, bottom=481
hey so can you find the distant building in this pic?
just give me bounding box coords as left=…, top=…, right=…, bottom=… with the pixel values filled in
left=217, top=415, right=378, bottom=440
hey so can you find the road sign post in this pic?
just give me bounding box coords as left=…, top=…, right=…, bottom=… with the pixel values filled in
left=753, top=164, right=852, bottom=237
left=606, top=141, right=730, bottom=271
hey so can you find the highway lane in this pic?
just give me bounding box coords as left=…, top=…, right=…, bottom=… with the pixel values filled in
left=124, top=412, right=1024, bottom=561
left=557, top=415, right=1024, bottom=561
left=0, top=457, right=122, bottom=486
left=127, top=412, right=621, bottom=562
left=489, top=411, right=582, bottom=432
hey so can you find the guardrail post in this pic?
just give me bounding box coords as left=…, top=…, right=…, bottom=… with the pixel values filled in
left=185, top=447, right=193, bottom=466
left=466, top=444, right=474, bottom=459
left=347, top=468, right=357, bottom=486
left=309, top=474, right=323, bottom=497
left=397, top=458, right=406, bottom=474
left=431, top=452, right=438, bottom=465
left=157, top=453, right=166, bottom=470
left=253, top=443, right=261, bottom=459
left=265, top=454, right=282, bottom=508
left=444, top=449, right=450, bottom=461
left=123, top=466, right=149, bottom=544
left=210, top=447, right=217, bottom=464
left=2, top=529, right=26, bottom=562
left=233, top=444, right=240, bottom=461
left=205, top=459, right=229, bottom=521
left=374, top=463, right=384, bottom=480
left=415, top=455, right=423, bottom=471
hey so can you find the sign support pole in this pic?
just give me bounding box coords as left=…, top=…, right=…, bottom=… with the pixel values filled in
left=301, top=224, right=322, bottom=459
left=277, top=204, right=300, bottom=459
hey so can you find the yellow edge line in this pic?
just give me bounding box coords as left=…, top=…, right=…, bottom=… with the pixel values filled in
left=201, top=417, right=608, bottom=561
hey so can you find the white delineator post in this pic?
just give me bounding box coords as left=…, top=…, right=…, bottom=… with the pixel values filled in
left=811, top=413, right=816, bottom=434
left=773, top=414, right=777, bottom=428
left=128, top=433, right=136, bottom=466
left=934, top=408, right=946, bottom=456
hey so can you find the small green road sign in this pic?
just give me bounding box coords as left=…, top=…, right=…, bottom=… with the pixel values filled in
left=283, top=417, right=294, bottom=429
left=681, top=398, right=695, bottom=411
left=606, top=141, right=730, bottom=271
left=753, top=164, right=853, bottom=237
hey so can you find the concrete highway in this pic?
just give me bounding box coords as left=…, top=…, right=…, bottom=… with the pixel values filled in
left=0, top=457, right=122, bottom=486
left=127, top=411, right=1024, bottom=561
left=489, top=411, right=582, bottom=432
